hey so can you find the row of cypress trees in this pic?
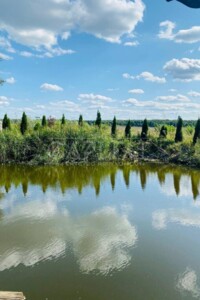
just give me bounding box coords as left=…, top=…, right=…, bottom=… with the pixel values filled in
left=110, top=115, right=200, bottom=145
left=1, top=111, right=200, bottom=145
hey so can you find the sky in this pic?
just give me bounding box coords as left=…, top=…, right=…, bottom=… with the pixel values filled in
left=0, top=0, right=200, bottom=120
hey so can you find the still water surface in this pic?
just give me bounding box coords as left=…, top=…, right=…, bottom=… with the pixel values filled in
left=0, top=163, right=200, bottom=300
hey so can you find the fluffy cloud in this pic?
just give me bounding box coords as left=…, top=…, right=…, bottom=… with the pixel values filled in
left=128, top=89, right=144, bottom=94
left=159, top=21, right=200, bottom=44
left=123, top=72, right=166, bottom=83
left=124, top=41, right=139, bottom=47
left=0, top=0, right=145, bottom=52
left=158, top=20, right=176, bottom=40
left=0, top=200, right=137, bottom=275
left=156, top=94, right=190, bottom=102
left=164, top=58, right=200, bottom=81
left=78, top=93, right=112, bottom=102
left=0, top=52, right=13, bottom=60
left=6, top=77, right=16, bottom=84
left=0, top=96, right=10, bottom=105
left=0, top=36, right=15, bottom=53
left=188, top=91, right=200, bottom=97
left=40, top=83, right=63, bottom=91
left=152, top=208, right=200, bottom=231
left=136, top=72, right=166, bottom=83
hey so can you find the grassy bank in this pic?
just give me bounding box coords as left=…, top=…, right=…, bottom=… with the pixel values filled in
left=0, top=119, right=200, bottom=167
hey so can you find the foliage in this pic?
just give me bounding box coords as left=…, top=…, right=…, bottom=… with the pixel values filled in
left=61, top=114, right=66, bottom=125
left=159, top=125, right=167, bottom=138
left=78, top=115, right=83, bottom=127
left=20, top=112, right=28, bottom=135
left=125, top=120, right=131, bottom=138
left=48, top=116, right=56, bottom=127
left=111, top=116, right=117, bottom=136
left=141, top=119, right=148, bottom=140
left=95, top=111, right=101, bottom=128
left=175, top=116, right=183, bottom=143
left=2, top=114, right=11, bottom=130
left=41, top=115, right=47, bottom=127
left=193, top=119, right=200, bottom=145
left=0, top=115, right=200, bottom=167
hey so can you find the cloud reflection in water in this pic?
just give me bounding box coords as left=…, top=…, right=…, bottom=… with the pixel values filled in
left=0, top=199, right=137, bottom=275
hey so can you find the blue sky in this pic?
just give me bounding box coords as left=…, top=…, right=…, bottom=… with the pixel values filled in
left=0, top=0, right=200, bottom=120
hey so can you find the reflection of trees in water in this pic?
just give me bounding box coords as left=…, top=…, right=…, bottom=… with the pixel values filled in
left=157, top=170, right=166, bottom=185
left=191, top=173, right=200, bottom=200
left=140, top=168, right=147, bottom=190
left=173, top=173, right=181, bottom=196
left=0, top=164, right=199, bottom=200
left=110, top=169, right=116, bottom=191
left=122, top=166, right=130, bottom=188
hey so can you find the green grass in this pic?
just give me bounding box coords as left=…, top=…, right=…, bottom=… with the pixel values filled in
left=0, top=120, right=199, bottom=167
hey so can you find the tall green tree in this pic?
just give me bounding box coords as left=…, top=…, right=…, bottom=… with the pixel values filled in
left=175, top=116, right=183, bottom=143
left=95, top=111, right=101, bottom=128
left=141, top=118, right=148, bottom=140
left=125, top=120, right=131, bottom=138
left=111, top=116, right=117, bottom=136
left=20, top=112, right=28, bottom=135
left=193, top=118, right=200, bottom=145
left=159, top=125, right=167, bottom=138
left=2, top=114, right=11, bottom=130
left=78, top=114, right=83, bottom=127
left=41, top=115, right=47, bottom=127
left=61, top=114, right=66, bottom=125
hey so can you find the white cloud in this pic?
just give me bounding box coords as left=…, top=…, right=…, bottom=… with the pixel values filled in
left=50, top=100, right=80, bottom=112
left=0, top=36, right=15, bottom=53
left=124, top=41, right=139, bottom=47
left=0, top=199, right=137, bottom=275
left=123, top=73, right=135, bottom=80
left=0, top=0, right=145, bottom=50
left=0, top=96, right=10, bottom=106
left=20, top=51, right=34, bottom=58
left=36, top=105, right=45, bottom=109
left=158, top=20, right=175, bottom=40
left=128, top=89, right=144, bottom=94
left=0, top=52, right=13, bottom=60
left=188, top=91, right=200, bottom=97
left=159, top=21, right=200, bottom=44
left=136, top=71, right=166, bottom=83
left=78, top=93, right=112, bottom=102
left=156, top=94, right=190, bottom=102
left=6, top=77, right=16, bottom=84
left=123, top=71, right=166, bottom=83
left=40, top=83, right=63, bottom=92
left=164, top=58, right=200, bottom=82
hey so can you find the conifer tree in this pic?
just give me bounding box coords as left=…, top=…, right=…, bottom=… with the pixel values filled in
left=125, top=120, right=131, bottom=138
left=175, top=116, right=183, bottom=143
left=111, top=116, right=117, bottom=136
left=193, top=118, right=200, bottom=145
left=41, top=115, right=47, bottom=127
left=2, top=114, right=11, bottom=130
left=160, top=125, right=167, bottom=138
left=141, top=118, right=148, bottom=140
left=78, top=114, right=83, bottom=127
left=20, top=112, right=28, bottom=135
left=95, top=111, right=101, bottom=128
left=61, top=114, right=66, bottom=125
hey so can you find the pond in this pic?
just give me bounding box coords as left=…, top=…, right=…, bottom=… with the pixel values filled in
left=0, top=163, right=200, bottom=300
